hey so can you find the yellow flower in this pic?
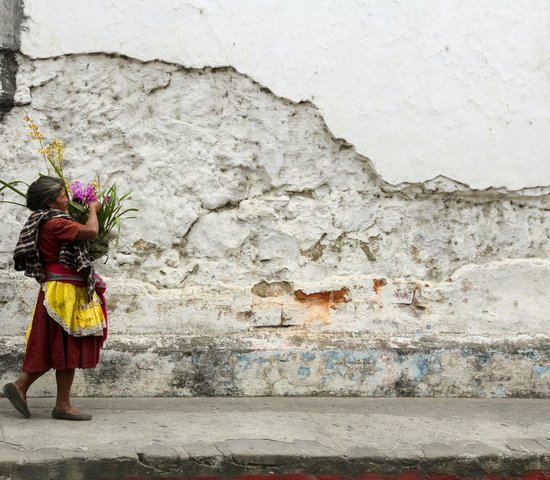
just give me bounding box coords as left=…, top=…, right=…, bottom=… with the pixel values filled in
left=25, top=115, right=45, bottom=142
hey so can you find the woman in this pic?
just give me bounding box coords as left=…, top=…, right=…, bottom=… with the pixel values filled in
left=3, top=176, right=106, bottom=421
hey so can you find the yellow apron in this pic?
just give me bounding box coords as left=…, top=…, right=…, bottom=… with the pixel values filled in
left=26, top=281, right=105, bottom=342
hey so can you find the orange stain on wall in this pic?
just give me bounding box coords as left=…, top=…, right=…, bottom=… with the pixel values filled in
left=294, top=288, right=351, bottom=324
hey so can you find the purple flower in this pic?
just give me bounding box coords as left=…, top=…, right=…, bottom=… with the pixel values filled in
left=84, top=183, right=97, bottom=203
left=70, top=181, right=98, bottom=205
left=70, top=181, right=86, bottom=202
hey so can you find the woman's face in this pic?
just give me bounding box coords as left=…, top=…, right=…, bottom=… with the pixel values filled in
left=48, top=188, right=69, bottom=211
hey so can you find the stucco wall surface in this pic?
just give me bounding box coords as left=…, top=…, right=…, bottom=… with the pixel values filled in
left=0, top=51, right=549, bottom=397
left=18, top=0, right=550, bottom=190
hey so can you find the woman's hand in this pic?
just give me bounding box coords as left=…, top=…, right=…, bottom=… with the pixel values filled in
left=76, top=200, right=102, bottom=240
left=88, top=200, right=102, bottom=213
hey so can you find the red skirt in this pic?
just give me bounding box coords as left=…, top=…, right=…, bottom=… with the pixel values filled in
left=22, top=288, right=104, bottom=372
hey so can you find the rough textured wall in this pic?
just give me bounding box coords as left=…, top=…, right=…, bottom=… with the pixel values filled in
left=1, top=54, right=549, bottom=397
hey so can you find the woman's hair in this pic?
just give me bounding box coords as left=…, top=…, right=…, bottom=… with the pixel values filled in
left=26, top=176, right=65, bottom=211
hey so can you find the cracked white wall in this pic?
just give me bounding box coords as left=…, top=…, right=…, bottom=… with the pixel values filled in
left=1, top=54, right=550, bottom=339
left=0, top=3, right=549, bottom=396
left=19, top=0, right=550, bottom=190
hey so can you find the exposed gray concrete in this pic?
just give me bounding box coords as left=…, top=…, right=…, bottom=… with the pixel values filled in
left=0, top=0, right=23, bottom=50
left=3, top=333, right=550, bottom=398
left=0, top=397, right=549, bottom=478
left=0, top=0, right=23, bottom=120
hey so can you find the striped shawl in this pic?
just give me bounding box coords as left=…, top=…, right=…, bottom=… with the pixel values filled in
left=13, top=209, right=96, bottom=300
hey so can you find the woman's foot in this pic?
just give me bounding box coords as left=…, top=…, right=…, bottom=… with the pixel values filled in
left=52, top=406, right=92, bottom=421
left=3, top=383, right=31, bottom=418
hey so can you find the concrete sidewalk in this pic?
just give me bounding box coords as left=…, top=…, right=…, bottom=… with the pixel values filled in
left=1, top=397, right=550, bottom=479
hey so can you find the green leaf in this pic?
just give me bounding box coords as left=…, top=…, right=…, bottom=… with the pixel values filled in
left=0, top=179, right=27, bottom=198
left=114, top=217, right=121, bottom=247
left=118, top=208, right=139, bottom=217
left=0, top=200, right=27, bottom=207
left=69, top=200, right=87, bottom=212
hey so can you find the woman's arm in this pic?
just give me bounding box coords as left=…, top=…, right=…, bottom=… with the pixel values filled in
left=76, top=201, right=102, bottom=240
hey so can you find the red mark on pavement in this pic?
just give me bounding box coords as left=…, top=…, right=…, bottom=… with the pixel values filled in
left=520, top=473, right=550, bottom=480
left=117, top=470, right=550, bottom=480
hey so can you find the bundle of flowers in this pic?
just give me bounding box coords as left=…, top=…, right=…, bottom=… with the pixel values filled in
left=0, top=114, right=137, bottom=260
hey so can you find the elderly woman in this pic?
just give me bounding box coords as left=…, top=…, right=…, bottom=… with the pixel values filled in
left=3, top=176, right=106, bottom=421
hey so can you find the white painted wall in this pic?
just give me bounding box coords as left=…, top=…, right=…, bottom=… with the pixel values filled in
left=20, top=0, right=550, bottom=190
